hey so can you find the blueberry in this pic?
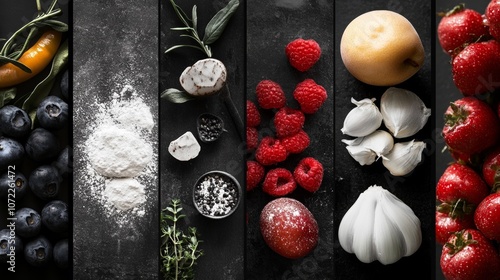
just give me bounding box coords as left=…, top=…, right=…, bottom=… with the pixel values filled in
left=24, top=236, right=52, bottom=267
left=0, top=228, right=23, bottom=263
left=29, top=165, right=62, bottom=200
left=0, top=137, right=24, bottom=168
left=0, top=105, right=32, bottom=138
left=53, top=239, right=68, bottom=269
left=25, top=128, right=60, bottom=162
left=36, top=95, right=69, bottom=130
left=41, top=200, right=69, bottom=234
left=0, top=171, right=28, bottom=200
left=53, top=146, right=72, bottom=177
left=14, top=207, right=42, bottom=238
left=60, top=69, right=69, bottom=101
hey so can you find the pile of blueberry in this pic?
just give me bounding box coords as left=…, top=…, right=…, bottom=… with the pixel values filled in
left=0, top=69, right=71, bottom=270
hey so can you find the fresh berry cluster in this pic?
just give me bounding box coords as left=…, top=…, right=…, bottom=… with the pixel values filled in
left=437, top=2, right=500, bottom=279
left=246, top=38, right=326, bottom=198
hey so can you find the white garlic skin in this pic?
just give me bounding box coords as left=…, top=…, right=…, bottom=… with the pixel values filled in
left=343, top=143, right=377, bottom=166
left=338, top=185, right=422, bottom=265
left=341, top=98, right=383, bottom=137
left=382, top=140, right=426, bottom=176
left=380, top=87, right=431, bottom=138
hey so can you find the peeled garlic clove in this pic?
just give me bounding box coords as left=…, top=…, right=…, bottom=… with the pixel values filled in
left=338, top=185, right=422, bottom=265
left=168, top=131, right=201, bottom=161
left=342, top=139, right=377, bottom=166
left=180, top=58, right=227, bottom=96
left=341, top=98, right=383, bottom=137
left=380, top=87, right=431, bottom=138
left=382, top=140, right=426, bottom=176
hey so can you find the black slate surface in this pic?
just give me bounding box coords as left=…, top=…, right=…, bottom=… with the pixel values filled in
left=434, top=1, right=491, bottom=279
left=0, top=2, right=70, bottom=279
left=160, top=1, right=246, bottom=280
left=73, top=1, right=159, bottom=279
left=245, top=1, right=335, bottom=279
left=334, top=0, right=435, bottom=279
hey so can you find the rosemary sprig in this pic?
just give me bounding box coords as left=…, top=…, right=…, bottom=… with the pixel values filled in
left=0, top=0, right=68, bottom=71
left=166, top=0, right=239, bottom=58
left=160, top=199, right=203, bottom=280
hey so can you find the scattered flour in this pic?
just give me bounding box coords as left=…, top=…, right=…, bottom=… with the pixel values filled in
left=77, top=84, right=157, bottom=227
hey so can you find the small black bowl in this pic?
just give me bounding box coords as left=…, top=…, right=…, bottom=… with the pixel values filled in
left=196, top=113, right=226, bottom=143
left=193, top=170, right=241, bottom=219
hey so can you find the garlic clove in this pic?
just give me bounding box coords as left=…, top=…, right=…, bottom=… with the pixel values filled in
left=382, top=140, right=426, bottom=176
left=341, top=98, right=383, bottom=137
left=380, top=87, right=431, bottom=138
left=338, top=185, right=422, bottom=265
left=343, top=143, right=377, bottom=166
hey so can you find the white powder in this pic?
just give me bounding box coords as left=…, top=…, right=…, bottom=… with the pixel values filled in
left=77, top=83, right=157, bottom=227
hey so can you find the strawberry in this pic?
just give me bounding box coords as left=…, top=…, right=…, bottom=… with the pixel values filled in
left=474, top=192, right=500, bottom=242
left=452, top=40, right=500, bottom=96
left=255, top=80, right=286, bottom=109
left=293, top=79, right=327, bottom=114
left=482, top=146, right=500, bottom=192
left=435, top=211, right=475, bottom=245
left=273, top=107, right=305, bottom=138
left=436, top=163, right=489, bottom=214
left=255, top=136, right=288, bottom=166
left=262, top=168, right=297, bottom=197
left=437, top=4, right=489, bottom=55
left=442, top=97, right=500, bottom=162
left=285, top=38, right=321, bottom=72
left=486, top=0, right=500, bottom=40
left=440, top=229, right=500, bottom=280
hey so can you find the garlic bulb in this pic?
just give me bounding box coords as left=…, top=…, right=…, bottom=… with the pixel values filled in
left=343, top=130, right=394, bottom=162
left=338, top=185, right=422, bottom=265
left=380, top=87, right=431, bottom=138
left=341, top=98, right=383, bottom=137
left=382, top=140, right=426, bottom=176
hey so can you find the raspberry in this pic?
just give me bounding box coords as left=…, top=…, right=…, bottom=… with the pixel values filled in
left=293, top=157, right=324, bottom=192
left=262, top=168, right=297, bottom=197
left=256, top=80, right=286, bottom=109
left=281, top=130, right=310, bottom=154
left=274, top=107, right=305, bottom=138
left=247, top=100, right=261, bottom=127
left=255, top=136, right=288, bottom=166
left=247, top=160, right=265, bottom=191
left=285, top=38, right=321, bottom=72
left=293, top=79, right=327, bottom=114
left=247, top=127, right=259, bottom=151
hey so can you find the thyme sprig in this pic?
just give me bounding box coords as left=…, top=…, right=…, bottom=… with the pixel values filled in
left=0, top=0, right=68, bottom=72
left=166, top=0, right=239, bottom=57
left=160, top=199, right=203, bottom=280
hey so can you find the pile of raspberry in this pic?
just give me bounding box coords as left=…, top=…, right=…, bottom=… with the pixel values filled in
left=246, top=38, right=327, bottom=197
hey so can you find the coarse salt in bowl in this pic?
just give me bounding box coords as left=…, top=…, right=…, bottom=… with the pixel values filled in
left=193, top=170, right=241, bottom=219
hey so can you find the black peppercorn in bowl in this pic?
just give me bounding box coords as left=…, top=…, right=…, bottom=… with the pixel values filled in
left=196, top=113, right=226, bottom=143
left=192, top=170, right=241, bottom=219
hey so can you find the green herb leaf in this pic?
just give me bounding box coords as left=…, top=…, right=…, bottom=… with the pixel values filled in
left=40, top=19, right=69, bottom=32
left=203, top=0, right=239, bottom=45
left=0, top=88, right=17, bottom=107
left=0, top=55, right=32, bottom=73
left=192, top=5, right=198, bottom=31
left=22, top=39, right=68, bottom=125
left=161, top=88, right=195, bottom=103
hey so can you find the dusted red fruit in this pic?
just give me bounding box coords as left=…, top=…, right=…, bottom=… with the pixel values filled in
left=452, top=40, right=500, bottom=96
left=285, top=38, right=321, bottom=72
left=443, top=97, right=500, bottom=162
left=246, top=127, right=259, bottom=151
left=246, top=100, right=261, bottom=127
left=440, top=229, right=500, bottom=280
left=255, top=80, right=286, bottom=109
left=246, top=160, right=265, bottom=192
left=293, top=157, right=323, bottom=193
left=262, top=168, right=296, bottom=197
left=437, top=4, right=489, bottom=55
left=435, top=211, right=475, bottom=245
left=281, top=130, right=310, bottom=154
left=260, top=198, right=318, bottom=259
left=436, top=163, right=490, bottom=209
left=486, top=0, right=500, bottom=40
left=255, top=136, right=287, bottom=166
left=482, top=146, right=500, bottom=191
left=474, top=192, right=500, bottom=242
left=293, top=79, right=327, bottom=114
left=274, top=107, right=305, bottom=138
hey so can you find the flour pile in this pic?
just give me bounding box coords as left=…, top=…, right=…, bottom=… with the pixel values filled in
left=79, top=84, right=156, bottom=226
